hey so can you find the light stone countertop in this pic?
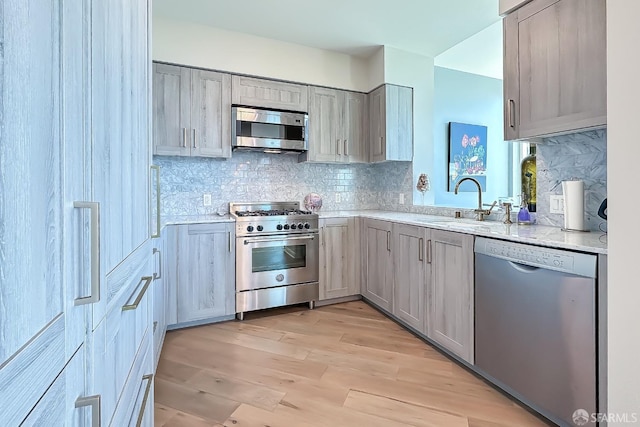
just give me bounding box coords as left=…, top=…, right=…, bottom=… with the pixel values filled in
left=161, top=210, right=607, bottom=254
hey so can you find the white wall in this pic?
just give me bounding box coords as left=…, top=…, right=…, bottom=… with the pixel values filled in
left=382, top=46, right=435, bottom=206
left=606, top=1, right=640, bottom=424
left=153, top=16, right=371, bottom=92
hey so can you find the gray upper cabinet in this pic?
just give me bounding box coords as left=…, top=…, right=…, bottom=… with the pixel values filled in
left=153, top=63, right=232, bottom=158
left=361, top=219, right=394, bottom=312
left=427, top=229, right=474, bottom=363
left=304, top=87, right=368, bottom=163
left=174, top=223, right=236, bottom=324
left=503, top=0, right=606, bottom=140
left=392, top=224, right=428, bottom=334
left=232, top=75, right=308, bottom=112
left=369, top=84, right=413, bottom=162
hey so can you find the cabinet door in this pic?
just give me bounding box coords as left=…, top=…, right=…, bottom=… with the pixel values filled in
left=319, top=218, right=359, bottom=300
left=308, top=87, right=340, bottom=162
left=232, top=75, right=308, bottom=112
left=368, top=85, right=386, bottom=162
left=153, top=63, right=191, bottom=156
left=343, top=91, right=368, bottom=163
left=509, top=0, right=607, bottom=139
left=361, top=219, right=394, bottom=312
left=176, top=223, right=236, bottom=323
left=152, top=236, right=167, bottom=368
left=384, top=85, right=413, bottom=161
left=427, top=230, right=474, bottom=363
left=191, top=69, right=232, bottom=158
left=393, top=224, right=427, bottom=334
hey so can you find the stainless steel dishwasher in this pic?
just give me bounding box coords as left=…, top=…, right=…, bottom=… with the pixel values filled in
left=475, top=237, right=597, bottom=427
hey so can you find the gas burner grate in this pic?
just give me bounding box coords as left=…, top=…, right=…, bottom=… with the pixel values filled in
left=235, top=209, right=313, bottom=217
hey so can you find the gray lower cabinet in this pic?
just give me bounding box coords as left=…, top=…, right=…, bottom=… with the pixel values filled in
left=232, top=75, right=308, bottom=112
left=153, top=63, right=232, bottom=158
left=392, top=224, right=428, bottom=334
left=152, top=235, right=168, bottom=368
left=361, top=219, right=394, bottom=311
left=319, top=217, right=361, bottom=300
left=503, top=0, right=606, bottom=140
left=427, top=229, right=475, bottom=363
left=304, top=87, right=367, bottom=163
left=369, top=84, right=413, bottom=162
left=169, top=223, right=236, bottom=324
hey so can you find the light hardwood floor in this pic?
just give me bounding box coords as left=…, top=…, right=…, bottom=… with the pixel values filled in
left=154, top=301, right=550, bottom=427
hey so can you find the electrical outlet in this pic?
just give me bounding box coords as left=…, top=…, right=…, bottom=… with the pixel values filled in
left=203, top=193, right=212, bottom=206
left=399, top=193, right=405, bottom=205
left=335, top=193, right=341, bottom=204
left=550, top=195, right=564, bottom=214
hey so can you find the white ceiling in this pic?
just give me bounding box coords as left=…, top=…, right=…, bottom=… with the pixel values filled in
left=153, top=0, right=501, bottom=58
left=435, top=21, right=503, bottom=79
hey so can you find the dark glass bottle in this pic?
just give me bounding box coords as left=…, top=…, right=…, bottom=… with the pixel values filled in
left=521, top=145, right=536, bottom=212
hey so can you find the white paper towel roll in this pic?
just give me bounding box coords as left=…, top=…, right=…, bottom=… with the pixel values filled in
left=562, top=180, right=585, bottom=231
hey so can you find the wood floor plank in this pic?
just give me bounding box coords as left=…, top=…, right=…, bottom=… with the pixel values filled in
left=185, top=369, right=286, bottom=411
left=343, top=389, right=469, bottom=427
left=155, top=301, right=551, bottom=427
left=154, top=377, right=240, bottom=423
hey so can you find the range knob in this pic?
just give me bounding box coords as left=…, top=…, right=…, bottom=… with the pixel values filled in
left=283, top=224, right=290, bottom=230
left=257, top=225, right=264, bottom=231
left=297, top=223, right=304, bottom=230
left=304, top=223, right=311, bottom=229
left=246, top=225, right=254, bottom=232
left=276, top=224, right=283, bottom=231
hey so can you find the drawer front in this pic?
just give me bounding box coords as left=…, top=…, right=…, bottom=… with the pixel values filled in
left=110, top=329, right=153, bottom=427
left=89, top=255, right=153, bottom=425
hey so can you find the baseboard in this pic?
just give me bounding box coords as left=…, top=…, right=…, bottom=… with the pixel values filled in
left=315, top=294, right=362, bottom=307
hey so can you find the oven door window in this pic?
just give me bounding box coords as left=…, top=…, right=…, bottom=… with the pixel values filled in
left=237, top=121, right=304, bottom=142
left=252, top=244, right=306, bottom=272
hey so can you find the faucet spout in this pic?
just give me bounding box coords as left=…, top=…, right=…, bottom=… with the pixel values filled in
left=454, top=177, right=483, bottom=211
left=454, top=177, right=496, bottom=221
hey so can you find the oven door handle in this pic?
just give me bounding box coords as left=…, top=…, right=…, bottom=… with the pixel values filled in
left=243, top=235, right=316, bottom=245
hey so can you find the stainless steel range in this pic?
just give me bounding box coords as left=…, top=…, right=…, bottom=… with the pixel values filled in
left=230, top=202, right=319, bottom=320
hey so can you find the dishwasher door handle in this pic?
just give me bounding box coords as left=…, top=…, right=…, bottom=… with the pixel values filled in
left=508, top=261, right=541, bottom=273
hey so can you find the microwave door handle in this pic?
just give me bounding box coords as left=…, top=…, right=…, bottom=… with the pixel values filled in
left=243, top=235, right=316, bottom=245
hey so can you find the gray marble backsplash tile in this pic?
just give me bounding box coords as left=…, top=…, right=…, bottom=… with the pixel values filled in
left=154, top=153, right=414, bottom=215
left=536, top=129, right=607, bottom=231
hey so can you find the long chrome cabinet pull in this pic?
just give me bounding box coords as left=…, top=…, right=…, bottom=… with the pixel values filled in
left=228, top=231, right=232, bottom=253
left=73, top=201, right=101, bottom=306
left=135, top=374, right=154, bottom=427
left=508, top=99, right=515, bottom=128
left=122, top=276, right=153, bottom=311
left=152, top=248, right=162, bottom=279
left=192, top=129, right=197, bottom=148
left=321, top=227, right=325, bottom=246
left=336, top=138, right=341, bottom=155
left=419, top=237, right=424, bottom=261
left=387, top=230, right=391, bottom=252
left=427, top=239, right=432, bottom=264
left=75, top=395, right=101, bottom=426
left=150, top=165, right=161, bottom=238
left=182, top=128, right=188, bottom=148
left=344, top=140, right=348, bottom=156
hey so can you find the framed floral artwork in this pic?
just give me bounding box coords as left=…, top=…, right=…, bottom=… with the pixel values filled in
left=447, top=122, right=488, bottom=192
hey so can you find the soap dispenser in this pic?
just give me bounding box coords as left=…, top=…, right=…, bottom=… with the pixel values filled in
left=517, top=194, right=534, bottom=225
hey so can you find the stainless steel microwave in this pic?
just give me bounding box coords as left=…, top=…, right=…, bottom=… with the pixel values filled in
left=232, top=106, right=308, bottom=154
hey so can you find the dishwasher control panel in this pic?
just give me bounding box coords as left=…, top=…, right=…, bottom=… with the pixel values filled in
left=475, top=238, right=597, bottom=278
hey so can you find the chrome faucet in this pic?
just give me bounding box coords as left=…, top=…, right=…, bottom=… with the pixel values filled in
left=454, top=177, right=497, bottom=221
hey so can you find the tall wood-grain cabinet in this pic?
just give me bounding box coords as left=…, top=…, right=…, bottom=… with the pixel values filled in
left=153, top=63, right=232, bottom=158
left=1, top=0, right=154, bottom=424
left=319, top=217, right=361, bottom=300
left=427, top=229, right=475, bottom=363
left=361, top=219, right=394, bottom=312
left=152, top=234, right=168, bottom=367
left=503, top=0, right=606, bottom=140
left=369, top=84, right=414, bottom=162
left=392, top=224, right=428, bottom=334
left=304, top=87, right=368, bottom=163
left=167, top=223, right=236, bottom=325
